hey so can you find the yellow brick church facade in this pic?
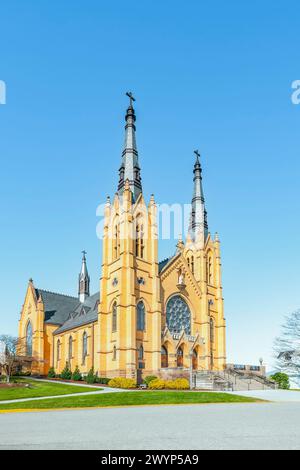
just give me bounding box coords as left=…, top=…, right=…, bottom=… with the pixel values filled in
left=18, top=96, right=226, bottom=381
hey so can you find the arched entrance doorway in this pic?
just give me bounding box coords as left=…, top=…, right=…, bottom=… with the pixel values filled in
left=192, top=349, right=198, bottom=370
left=177, top=346, right=184, bottom=367
left=161, top=345, right=168, bottom=368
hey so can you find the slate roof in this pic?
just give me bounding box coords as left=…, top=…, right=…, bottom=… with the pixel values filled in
left=53, top=292, right=100, bottom=335
left=36, top=289, right=80, bottom=326
left=159, top=257, right=174, bottom=273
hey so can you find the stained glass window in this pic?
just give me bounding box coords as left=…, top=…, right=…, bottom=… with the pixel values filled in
left=137, top=302, right=145, bottom=331
left=82, top=332, right=88, bottom=363
left=166, top=296, right=191, bottom=335
left=112, top=303, right=117, bottom=332
left=26, top=322, right=33, bottom=356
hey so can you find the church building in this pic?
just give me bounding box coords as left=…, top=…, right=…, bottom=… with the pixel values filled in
left=18, top=95, right=226, bottom=381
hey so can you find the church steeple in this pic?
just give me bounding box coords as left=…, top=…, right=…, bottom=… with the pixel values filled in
left=118, top=92, right=142, bottom=202
left=78, top=251, right=90, bottom=303
left=189, top=150, right=208, bottom=243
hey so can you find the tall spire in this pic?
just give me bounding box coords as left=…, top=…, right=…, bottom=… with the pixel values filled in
left=189, top=150, right=208, bottom=243
left=78, top=251, right=90, bottom=303
left=118, top=92, right=142, bottom=202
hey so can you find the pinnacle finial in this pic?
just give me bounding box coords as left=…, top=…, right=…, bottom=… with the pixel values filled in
left=82, top=250, right=87, bottom=258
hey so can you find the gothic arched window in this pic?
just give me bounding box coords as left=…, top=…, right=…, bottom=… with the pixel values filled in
left=113, top=345, right=117, bottom=361
left=112, top=303, right=117, bottom=332
left=82, top=332, right=88, bottom=363
left=137, top=302, right=145, bottom=331
left=68, top=336, right=73, bottom=362
left=208, top=255, right=213, bottom=285
left=26, top=322, right=33, bottom=356
left=166, top=296, right=191, bottom=335
left=138, top=344, right=144, bottom=360
left=135, top=216, right=145, bottom=259
left=57, top=340, right=61, bottom=363
left=161, top=345, right=168, bottom=368
left=210, top=317, right=215, bottom=343
left=114, top=223, right=120, bottom=260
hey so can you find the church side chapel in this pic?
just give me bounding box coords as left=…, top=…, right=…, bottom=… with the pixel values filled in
left=18, top=94, right=226, bottom=381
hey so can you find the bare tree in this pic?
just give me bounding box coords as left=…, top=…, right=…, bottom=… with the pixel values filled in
left=274, top=309, right=300, bottom=383
left=0, top=335, right=27, bottom=383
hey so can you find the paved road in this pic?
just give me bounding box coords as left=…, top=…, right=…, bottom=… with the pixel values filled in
left=1, top=402, right=300, bottom=450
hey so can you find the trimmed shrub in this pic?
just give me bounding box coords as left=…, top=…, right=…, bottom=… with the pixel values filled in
left=148, top=379, right=166, bottom=390
left=108, top=377, right=137, bottom=389
left=143, top=375, right=158, bottom=387
left=60, top=363, right=72, bottom=380
left=86, top=367, right=97, bottom=384
left=95, top=377, right=110, bottom=385
left=72, top=366, right=82, bottom=382
left=47, top=367, right=56, bottom=379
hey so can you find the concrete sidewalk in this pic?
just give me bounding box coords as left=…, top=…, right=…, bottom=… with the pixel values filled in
left=0, top=377, right=125, bottom=404
left=228, top=389, right=300, bottom=402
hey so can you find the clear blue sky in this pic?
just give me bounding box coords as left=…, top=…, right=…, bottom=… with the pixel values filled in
left=0, top=0, right=299, bottom=370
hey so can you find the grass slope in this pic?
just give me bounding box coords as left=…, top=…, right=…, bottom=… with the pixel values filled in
left=0, top=391, right=261, bottom=411
left=0, top=379, right=100, bottom=401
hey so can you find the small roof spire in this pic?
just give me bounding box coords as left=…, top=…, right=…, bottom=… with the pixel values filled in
left=118, top=92, right=142, bottom=202
left=79, top=251, right=90, bottom=303
left=189, top=150, right=209, bottom=244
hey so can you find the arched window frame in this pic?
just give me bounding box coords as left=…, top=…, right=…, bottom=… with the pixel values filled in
left=57, top=339, right=61, bottom=363
left=135, top=215, right=145, bottom=259
left=210, top=317, right=215, bottom=344
left=26, top=321, right=33, bottom=357
left=207, top=254, right=214, bottom=285
left=68, top=336, right=73, bottom=363
left=137, top=301, right=146, bottom=331
left=82, top=332, right=88, bottom=363
left=138, top=344, right=144, bottom=361
left=112, top=302, right=117, bottom=332
left=113, top=345, right=117, bottom=361
left=113, top=217, right=120, bottom=260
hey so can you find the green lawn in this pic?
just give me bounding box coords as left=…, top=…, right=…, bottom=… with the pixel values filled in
left=0, top=391, right=261, bottom=411
left=0, top=378, right=100, bottom=401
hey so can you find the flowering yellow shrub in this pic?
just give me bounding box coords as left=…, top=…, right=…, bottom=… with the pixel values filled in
left=164, top=380, right=175, bottom=389
left=172, top=378, right=190, bottom=390
left=108, top=377, right=137, bottom=389
left=148, top=378, right=190, bottom=390
left=148, top=379, right=166, bottom=390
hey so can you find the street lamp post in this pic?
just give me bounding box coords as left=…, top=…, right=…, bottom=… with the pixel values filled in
left=189, top=349, right=194, bottom=390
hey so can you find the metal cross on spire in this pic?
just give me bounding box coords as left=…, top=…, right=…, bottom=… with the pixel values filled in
left=126, top=91, right=136, bottom=107
left=82, top=250, right=87, bottom=258
left=194, top=149, right=200, bottom=161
